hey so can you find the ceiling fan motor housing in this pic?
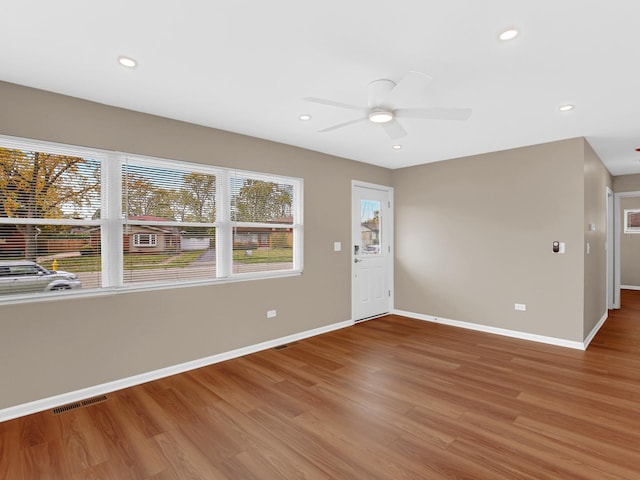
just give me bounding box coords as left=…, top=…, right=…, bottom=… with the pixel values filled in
left=368, top=79, right=395, bottom=109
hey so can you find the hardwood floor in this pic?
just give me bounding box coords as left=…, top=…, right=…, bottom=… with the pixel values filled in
left=3, top=292, right=640, bottom=479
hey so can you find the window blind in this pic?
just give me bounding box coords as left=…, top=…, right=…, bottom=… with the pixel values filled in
left=0, top=134, right=303, bottom=301
left=121, top=157, right=217, bottom=286
left=0, top=145, right=102, bottom=294
left=230, top=173, right=296, bottom=274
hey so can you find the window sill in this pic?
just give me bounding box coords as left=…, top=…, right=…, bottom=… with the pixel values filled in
left=0, top=269, right=303, bottom=306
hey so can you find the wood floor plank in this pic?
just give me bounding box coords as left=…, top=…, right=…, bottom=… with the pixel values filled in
left=56, top=408, right=111, bottom=476
left=150, top=431, right=228, bottom=479
left=85, top=400, right=167, bottom=479
left=0, top=416, right=21, bottom=479
left=513, top=415, right=640, bottom=477
left=247, top=405, right=388, bottom=480
left=453, top=411, right=636, bottom=480
left=3, top=289, right=640, bottom=478
left=205, top=401, right=335, bottom=479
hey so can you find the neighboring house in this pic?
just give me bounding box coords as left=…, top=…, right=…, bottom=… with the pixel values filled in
left=180, top=235, right=211, bottom=251
left=361, top=220, right=379, bottom=245
left=233, top=216, right=293, bottom=249
left=0, top=226, right=87, bottom=257
left=123, top=216, right=181, bottom=254
left=0, top=225, right=24, bottom=256
left=88, top=216, right=182, bottom=255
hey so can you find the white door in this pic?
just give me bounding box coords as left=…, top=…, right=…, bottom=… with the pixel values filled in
left=352, top=182, right=392, bottom=321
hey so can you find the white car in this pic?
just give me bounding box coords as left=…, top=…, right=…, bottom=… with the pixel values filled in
left=0, top=260, right=82, bottom=295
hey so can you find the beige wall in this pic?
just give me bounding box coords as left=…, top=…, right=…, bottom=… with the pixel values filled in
left=619, top=196, right=640, bottom=286
left=393, top=138, right=608, bottom=343
left=613, top=174, right=640, bottom=193
left=0, top=80, right=613, bottom=412
left=0, top=81, right=392, bottom=409
left=582, top=141, right=613, bottom=337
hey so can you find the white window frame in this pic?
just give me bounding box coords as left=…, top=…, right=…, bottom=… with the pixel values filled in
left=229, top=170, right=303, bottom=274
left=132, top=233, right=158, bottom=247
left=624, top=209, right=640, bottom=234
left=0, top=134, right=303, bottom=303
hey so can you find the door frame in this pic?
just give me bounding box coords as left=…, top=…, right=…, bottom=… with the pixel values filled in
left=606, top=187, right=614, bottom=309
left=351, top=180, right=394, bottom=322
left=613, top=189, right=640, bottom=308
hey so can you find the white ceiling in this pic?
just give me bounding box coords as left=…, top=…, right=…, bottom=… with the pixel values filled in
left=2, top=1, right=640, bottom=175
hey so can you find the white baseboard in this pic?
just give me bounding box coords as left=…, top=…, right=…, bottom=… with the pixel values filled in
left=621, top=285, right=640, bottom=291
left=0, top=319, right=354, bottom=423
left=583, top=311, right=609, bottom=348
left=393, top=309, right=586, bottom=350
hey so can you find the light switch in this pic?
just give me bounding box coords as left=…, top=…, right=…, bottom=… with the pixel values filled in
left=334, top=242, right=341, bottom=252
left=559, top=242, right=566, bottom=254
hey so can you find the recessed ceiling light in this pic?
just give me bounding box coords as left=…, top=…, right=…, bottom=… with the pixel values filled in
left=559, top=104, right=574, bottom=112
left=392, top=145, right=402, bottom=150
left=299, top=114, right=312, bottom=121
left=118, top=56, right=137, bottom=68
left=499, top=28, right=519, bottom=41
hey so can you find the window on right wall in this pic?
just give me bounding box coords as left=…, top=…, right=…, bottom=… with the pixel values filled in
left=624, top=209, right=640, bottom=233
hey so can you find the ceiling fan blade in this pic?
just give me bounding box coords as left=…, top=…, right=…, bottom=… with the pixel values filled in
left=302, top=97, right=364, bottom=111
left=383, top=71, right=433, bottom=107
left=318, top=116, right=368, bottom=133
left=395, top=107, right=472, bottom=121
left=380, top=120, right=407, bottom=140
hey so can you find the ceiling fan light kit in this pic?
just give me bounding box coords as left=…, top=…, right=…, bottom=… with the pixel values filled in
left=368, top=108, right=394, bottom=123
left=303, top=71, right=472, bottom=140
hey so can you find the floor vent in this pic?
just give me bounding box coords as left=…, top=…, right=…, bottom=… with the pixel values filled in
left=81, top=395, right=108, bottom=407
left=52, top=395, right=108, bottom=415
left=52, top=402, right=82, bottom=415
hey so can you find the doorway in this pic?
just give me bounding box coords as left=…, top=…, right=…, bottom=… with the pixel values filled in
left=614, top=190, right=640, bottom=308
left=352, top=181, right=393, bottom=321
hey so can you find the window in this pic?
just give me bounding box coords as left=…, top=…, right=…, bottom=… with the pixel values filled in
left=360, top=199, right=381, bottom=255
left=0, top=141, right=103, bottom=294
left=230, top=174, right=300, bottom=274
left=132, top=233, right=157, bottom=247
left=120, top=156, right=219, bottom=287
left=10, top=265, right=40, bottom=276
left=0, top=135, right=303, bottom=300
left=624, top=209, right=640, bottom=233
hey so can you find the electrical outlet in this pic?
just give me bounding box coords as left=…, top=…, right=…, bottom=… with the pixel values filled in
left=515, top=303, right=527, bottom=311
left=267, top=310, right=277, bottom=318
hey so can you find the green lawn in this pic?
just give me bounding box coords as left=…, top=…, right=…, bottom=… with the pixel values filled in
left=233, top=248, right=292, bottom=264
left=124, top=250, right=206, bottom=270
left=41, top=250, right=207, bottom=272
left=36, top=247, right=292, bottom=272
left=41, top=255, right=101, bottom=273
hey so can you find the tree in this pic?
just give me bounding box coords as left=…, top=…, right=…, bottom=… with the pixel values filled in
left=234, top=180, right=292, bottom=222
left=0, top=148, right=100, bottom=260
left=271, top=187, right=292, bottom=218
left=122, top=173, right=176, bottom=219
left=177, top=172, right=216, bottom=222
left=123, top=171, right=216, bottom=223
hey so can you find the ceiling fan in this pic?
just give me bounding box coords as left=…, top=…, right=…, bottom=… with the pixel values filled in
left=302, top=71, right=472, bottom=140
